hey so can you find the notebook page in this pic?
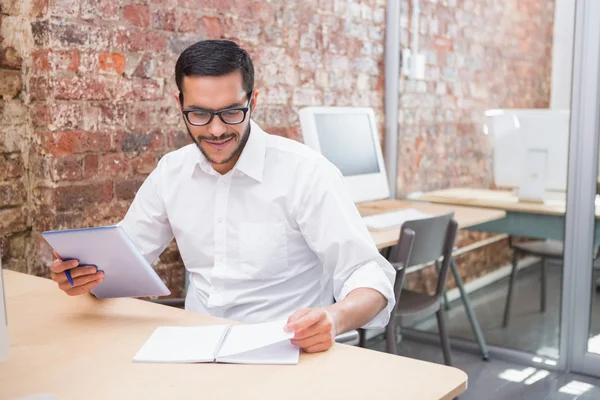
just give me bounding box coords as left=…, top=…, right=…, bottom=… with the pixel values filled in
left=133, top=325, right=228, bottom=363
left=215, top=320, right=294, bottom=359
left=216, top=340, right=299, bottom=365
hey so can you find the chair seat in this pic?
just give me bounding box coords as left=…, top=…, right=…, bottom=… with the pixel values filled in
left=395, top=290, right=442, bottom=326
left=512, top=240, right=563, bottom=258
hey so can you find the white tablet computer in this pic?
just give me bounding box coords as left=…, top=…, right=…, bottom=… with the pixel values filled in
left=42, top=225, right=170, bottom=299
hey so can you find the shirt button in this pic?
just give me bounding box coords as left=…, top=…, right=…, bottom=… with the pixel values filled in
left=220, top=180, right=226, bottom=186
left=217, top=217, right=223, bottom=223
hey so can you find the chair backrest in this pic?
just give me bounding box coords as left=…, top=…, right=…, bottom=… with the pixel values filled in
left=390, top=212, right=458, bottom=297
left=390, top=227, right=416, bottom=306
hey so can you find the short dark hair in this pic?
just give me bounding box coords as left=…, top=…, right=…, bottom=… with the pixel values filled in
left=175, top=40, right=254, bottom=104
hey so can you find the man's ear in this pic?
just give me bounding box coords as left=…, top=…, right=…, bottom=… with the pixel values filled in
left=173, top=91, right=182, bottom=111
left=250, top=89, right=259, bottom=112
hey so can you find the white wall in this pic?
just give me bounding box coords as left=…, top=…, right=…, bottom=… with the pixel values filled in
left=550, top=0, right=576, bottom=109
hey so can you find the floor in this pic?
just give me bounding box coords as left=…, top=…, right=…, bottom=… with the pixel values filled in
left=415, top=260, right=600, bottom=358
left=366, top=334, right=600, bottom=399
left=363, top=260, right=600, bottom=398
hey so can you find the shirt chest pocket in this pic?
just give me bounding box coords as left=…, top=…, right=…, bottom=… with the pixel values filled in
left=238, top=222, right=289, bottom=279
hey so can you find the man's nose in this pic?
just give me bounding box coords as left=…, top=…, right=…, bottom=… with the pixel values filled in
left=207, top=115, right=228, bottom=137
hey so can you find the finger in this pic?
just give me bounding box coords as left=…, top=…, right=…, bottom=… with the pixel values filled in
left=291, top=332, right=332, bottom=349
left=58, top=272, right=104, bottom=291
left=50, top=258, right=79, bottom=273
left=286, top=308, right=310, bottom=323
left=68, top=265, right=98, bottom=279
left=303, top=340, right=334, bottom=353
left=286, top=309, right=325, bottom=335
left=293, top=317, right=333, bottom=340
left=53, top=250, right=62, bottom=261
left=66, top=278, right=103, bottom=296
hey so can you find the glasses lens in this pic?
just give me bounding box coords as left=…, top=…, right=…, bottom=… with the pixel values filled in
left=221, top=109, right=245, bottom=124
left=188, top=111, right=211, bottom=125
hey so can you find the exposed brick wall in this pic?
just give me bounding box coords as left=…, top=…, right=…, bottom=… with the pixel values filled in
left=0, top=0, right=554, bottom=297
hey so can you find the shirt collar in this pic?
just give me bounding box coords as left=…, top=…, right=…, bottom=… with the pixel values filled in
left=190, top=119, right=266, bottom=182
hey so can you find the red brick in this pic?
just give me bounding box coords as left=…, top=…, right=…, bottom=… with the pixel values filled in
left=51, top=50, right=80, bottom=72
left=50, top=155, right=84, bottom=181
left=98, top=53, right=125, bottom=75
left=80, top=0, right=118, bottom=20
left=99, top=103, right=128, bottom=127
left=113, top=130, right=164, bottom=153
left=101, top=153, right=130, bottom=177
left=130, top=153, right=157, bottom=175
left=0, top=155, right=24, bottom=181
left=0, top=181, right=26, bottom=206
left=50, top=0, right=80, bottom=17
left=29, top=77, right=51, bottom=101
left=133, top=78, right=162, bottom=100
left=0, top=207, right=28, bottom=236
left=84, top=154, right=99, bottom=178
left=0, top=70, right=22, bottom=98
left=200, top=16, right=222, bottom=39
left=50, top=103, right=82, bottom=131
left=30, top=0, right=49, bottom=16
left=53, top=76, right=109, bottom=100
left=31, top=50, right=51, bottom=73
left=115, top=178, right=145, bottom=201
left=112, top=28, right=168, bottom=53
left=133, top=55, right=156, bottom=78
left=0, top=47, right=23, bottom=69
left=39, top=131, right=112, bottom=155
left=31, top=103, right=52, bottom=128
left=178, top=11, right=200, bottom=33
left=125, top=106, right=157, bottom=130
left=177, top=0, right=214, bottom=7
left=153, top=10, right=176, bottom=31
left=167, top=129, right=192, bottom=149
left=434, top=37, right=453, bottom=51
left=123, top=4, right=151, bottom=28
left=53, top=181, right=113, bottom=211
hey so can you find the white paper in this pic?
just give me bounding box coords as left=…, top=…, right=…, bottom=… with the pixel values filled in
left=362, top=208, right=431, bottom=231
left=216, top=340, right=299, bottom=365
left=132, top=325, right=228, bottom=363
left=215, top=319, right=294, bottom=359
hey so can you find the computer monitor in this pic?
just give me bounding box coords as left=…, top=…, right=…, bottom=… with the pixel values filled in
left=298, top=107, right=390, bottom=203
left=486, top=109, right=570, bottom=192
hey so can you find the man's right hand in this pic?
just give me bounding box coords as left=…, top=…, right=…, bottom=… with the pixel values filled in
left=50, top=250, right=104, bottom=296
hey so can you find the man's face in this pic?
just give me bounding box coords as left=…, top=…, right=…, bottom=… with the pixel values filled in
left=179, top=71, right=256, bottom=168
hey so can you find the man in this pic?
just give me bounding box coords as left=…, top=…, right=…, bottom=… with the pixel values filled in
left=50, top=40, right=395, bottom=353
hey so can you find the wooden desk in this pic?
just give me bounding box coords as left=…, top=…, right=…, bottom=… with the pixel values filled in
left=362, top=199, right=506, bottom=249
left=410, top=188, right=600, bottom=242
left=0, top=270, right=467, bottom=400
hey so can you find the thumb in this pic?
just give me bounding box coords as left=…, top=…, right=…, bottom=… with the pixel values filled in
left=285, top=308, right=310, bottom=332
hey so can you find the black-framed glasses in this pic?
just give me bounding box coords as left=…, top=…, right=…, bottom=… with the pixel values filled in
left=182, top=95, right=252, bottom=126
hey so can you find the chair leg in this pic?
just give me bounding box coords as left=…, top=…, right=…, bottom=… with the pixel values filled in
left=358, top=328, right=367, bottom=348
left=503, top=250, right=520, bottom=327
left=436, top=309, right=452, bottom=366
left=436, top=260, right=450, bottom=311
left=540, top=258, right=547, bottom=313
left=385, top=322, right=398, bottom=354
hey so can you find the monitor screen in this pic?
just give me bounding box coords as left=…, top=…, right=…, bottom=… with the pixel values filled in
left=314, top=113, right=380, bottom=177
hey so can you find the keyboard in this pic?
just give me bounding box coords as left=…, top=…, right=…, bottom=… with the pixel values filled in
left=362, top=208, right=431, bottom=231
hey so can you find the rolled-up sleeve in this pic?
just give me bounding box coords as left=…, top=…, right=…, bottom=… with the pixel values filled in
left=293, top=157, right=396, bottom=329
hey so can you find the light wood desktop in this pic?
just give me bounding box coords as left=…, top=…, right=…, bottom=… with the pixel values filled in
left=410, top=187, right=600, bottom=217
left=361, top=199, right=507, bottom=249
left=0, top=270, right=467, bottom=400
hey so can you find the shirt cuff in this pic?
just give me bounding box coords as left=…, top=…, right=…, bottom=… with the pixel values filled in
left=338, top=260, right=396, bottom=329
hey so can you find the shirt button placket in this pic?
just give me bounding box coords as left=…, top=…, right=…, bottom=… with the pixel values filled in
left=209, top=176, right=232, bottom=307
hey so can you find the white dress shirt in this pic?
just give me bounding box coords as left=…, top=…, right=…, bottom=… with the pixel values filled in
left=119, top=120, right=396, bottom=328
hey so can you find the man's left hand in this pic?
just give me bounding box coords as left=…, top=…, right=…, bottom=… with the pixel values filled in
left=284, top=307, right=337, bottom=353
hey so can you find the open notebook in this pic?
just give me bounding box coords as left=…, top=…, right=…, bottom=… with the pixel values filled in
left=133, top=320, right=299, bottom=365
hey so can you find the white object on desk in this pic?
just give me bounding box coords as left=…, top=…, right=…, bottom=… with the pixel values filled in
left=133, top=320, right=299, bottom=365
left=362, top=208, right=431, bottom=231
left=0, top=256, right=7, bottom=362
